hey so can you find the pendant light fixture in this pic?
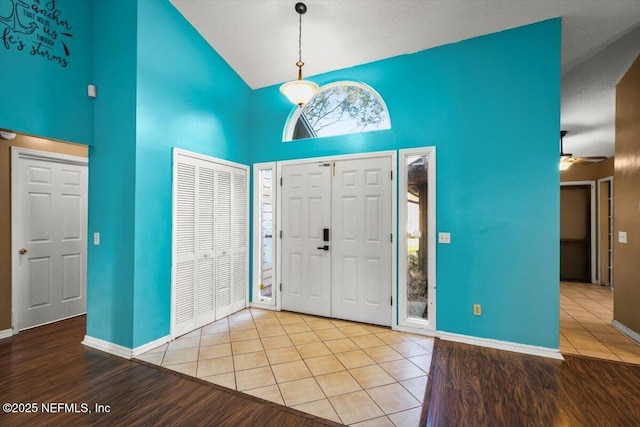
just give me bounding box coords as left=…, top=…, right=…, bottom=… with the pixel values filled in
left=280, top=2, right=319, bottom=107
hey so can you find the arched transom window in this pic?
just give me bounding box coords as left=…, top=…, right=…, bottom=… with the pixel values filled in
left=283, top=81, right=391, bottom=141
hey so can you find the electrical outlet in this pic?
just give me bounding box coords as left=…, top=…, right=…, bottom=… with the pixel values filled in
left=473, top=304, right=482, bottom=316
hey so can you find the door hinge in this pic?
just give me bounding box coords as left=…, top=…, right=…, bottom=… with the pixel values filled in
left=280, top=177, right=283, bottom=186
left=280, top=230, right=283, bottom=239
left=390, top=234, right=393, bottom=243
left=332, top=162, right=336, bottom=176
left=280, top=283, right=282, bottom=292
left=390, top=296, right=393, bottom=306
left=390, top=171, right=393, bottom=180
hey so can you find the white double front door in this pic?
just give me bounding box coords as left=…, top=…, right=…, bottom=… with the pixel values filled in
left=281, top=156, right=392, bottom=326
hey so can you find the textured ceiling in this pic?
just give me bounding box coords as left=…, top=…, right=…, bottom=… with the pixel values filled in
left=170, top=0, right=640, bottom=158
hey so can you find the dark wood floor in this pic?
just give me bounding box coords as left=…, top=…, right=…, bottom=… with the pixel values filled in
left=0, top=316, right=343, bottom=426
left=421, top=339, right=640, bottom=426
left=3, top=317, right=639, bottom=427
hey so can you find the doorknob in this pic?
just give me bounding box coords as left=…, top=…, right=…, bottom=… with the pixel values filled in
left=19, top=248, right=28, bottom=255
left=316, top=245, right=329, bottom=251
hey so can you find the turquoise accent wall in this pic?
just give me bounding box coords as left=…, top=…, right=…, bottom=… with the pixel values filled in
left=0, top=0, right=93, bottom=143
left=87, top=0, right=138, bottom=347
left=250, top=19, right=561, bottom=348
left=132, top=0, right=251, bottom=347
left=2, top=0, right=559, bottom=352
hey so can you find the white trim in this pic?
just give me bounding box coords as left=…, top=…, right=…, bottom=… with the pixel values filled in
left=612, top=320, right=640, bottom=345
left=438, top=331, right=564, bottom=360
left=282, top=80, right=391, bottom=142
left=597, top=176, right=613, bottom=285
left=596, top=176, right=613, bottom=288
left=12, top=146, right=88, bottom=166
left=82, top=335, right=133, bottom=359
left=0, top=328, right=14, bottom=339
left=252, top=162, right=277, bottom=308
left=275, top=162, right=283, bottom=313
left=560, top=180, right=597, bottom=283
left=172, top=148, right=247, bottom=170
left=395, top=324, right=439, bottom=337
left=132, top=335, right=171, bottom=358
left=396, top=147, right=436, bottom=331
left=275, top=150, right=397, bottom=326
left=249, top=302, right=278, bottom=311
left=277, top=150, right=397, bottom=167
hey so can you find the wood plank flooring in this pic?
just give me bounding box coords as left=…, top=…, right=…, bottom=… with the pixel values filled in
left=422, top=339, right=640, bottom=426
left=0, top=316, right=343, bottom=427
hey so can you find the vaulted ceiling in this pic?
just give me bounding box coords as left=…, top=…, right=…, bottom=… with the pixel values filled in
left=171, top=0, right=640, bottom=159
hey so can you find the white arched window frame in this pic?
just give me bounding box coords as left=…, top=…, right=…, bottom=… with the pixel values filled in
left=282, top=81, right=391, bottom=142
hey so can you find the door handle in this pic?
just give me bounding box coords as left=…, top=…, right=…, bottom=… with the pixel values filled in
left=19, top=248, right=28, bottom=255
left=316, top=245, right=329, bottom=251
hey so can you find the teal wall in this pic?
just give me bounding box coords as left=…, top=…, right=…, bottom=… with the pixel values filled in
left=1, top=0, right=560, bottom=351
left=250, top=19, right=561, bottom=348
left=0, top=0, right=93, bottom=143
left=87, top=0, right=138, bottom=347
left=131, top=0, right=251, bottom=347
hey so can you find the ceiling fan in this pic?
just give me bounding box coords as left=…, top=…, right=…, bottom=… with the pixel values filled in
left=560, top=130, right=608, bottom=167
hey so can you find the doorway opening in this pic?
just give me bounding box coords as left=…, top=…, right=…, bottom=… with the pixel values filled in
left=560, top=182, right=595, bottom=283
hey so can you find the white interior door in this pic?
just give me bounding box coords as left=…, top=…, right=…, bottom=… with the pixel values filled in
left=281, top=163, right=332, bottom=317
left=332, top=157, right=392, bottom=326
left=12, top=148, right=88, bottom=331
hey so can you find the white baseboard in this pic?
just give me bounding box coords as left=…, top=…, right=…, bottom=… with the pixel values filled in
left=393, top=324, right=437, bottom=337
left=82, top=335, right=133, bottom=359
left=0, top=328, right=14, bottom=339
left=132, top=335, right=171, bottom=357
left=249, top=302, right=278, bottom=311
left=438, top=331, right=564, bottom=360
left=612, top=320, right=640, bottom=344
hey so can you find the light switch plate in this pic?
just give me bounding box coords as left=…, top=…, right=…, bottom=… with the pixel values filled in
left=94, top=232, right=100, bottom=245
left=618, top=231, right=627, bottom=244
left=438, top=232, right=451, bottom=244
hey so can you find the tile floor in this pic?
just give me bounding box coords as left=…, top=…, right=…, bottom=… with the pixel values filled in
left=137, top=308, right=433, bottom=426
left=560, top=281, right=640, bottom=364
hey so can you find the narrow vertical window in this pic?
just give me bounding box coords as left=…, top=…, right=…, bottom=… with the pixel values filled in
left=399, top=148, right=436, bottom=331
left=252, top=163, right=277, bottom=307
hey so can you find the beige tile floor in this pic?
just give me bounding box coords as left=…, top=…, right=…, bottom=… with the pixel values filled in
left=560, top=281, right=640, bottom=364
left=138, top=308, right=433, bottom=426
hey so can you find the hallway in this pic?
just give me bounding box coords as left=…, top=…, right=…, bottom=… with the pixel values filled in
left=560, top=281, right=640, bottom=363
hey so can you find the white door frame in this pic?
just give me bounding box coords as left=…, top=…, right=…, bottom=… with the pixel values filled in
left=597, top=176, right=613, bottom=287
left=11, top=147, right=89, bottom=333
left=397, top=147, right=436, bottom=333
left=560, top=180, right=597, bottom=283
left=275, top=150, right=397, bottom=325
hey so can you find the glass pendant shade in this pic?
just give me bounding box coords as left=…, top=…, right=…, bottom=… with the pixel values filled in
left=280, top=78, right=319, bottom=106
left=559, top=161, right=572, bottom=171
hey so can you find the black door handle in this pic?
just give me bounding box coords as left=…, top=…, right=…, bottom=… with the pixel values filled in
left=317, top=245, right=329, bottom=251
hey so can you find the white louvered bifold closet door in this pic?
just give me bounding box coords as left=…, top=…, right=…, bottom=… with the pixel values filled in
left=173, top=151, right=248, bottom=337
left=232, top=169, right=247, bottom=311
left=215, top=165, right=233, bottom=319
left=174, top=157, right=198, bottom=337
left=196, top=164, right=216, bottom=326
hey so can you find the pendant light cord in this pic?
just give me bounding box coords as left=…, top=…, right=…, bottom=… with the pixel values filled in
left=298, top=12, right=302, bottom=63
